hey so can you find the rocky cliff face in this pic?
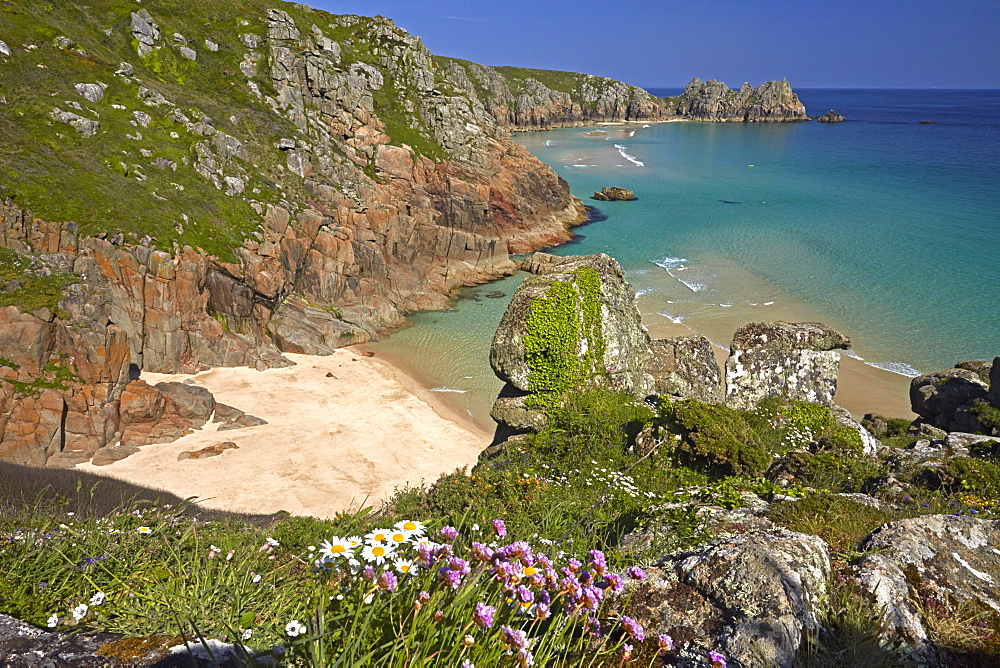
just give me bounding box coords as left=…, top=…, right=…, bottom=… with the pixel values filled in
left=435, top=59, right=809, bottom=129
left=0, top=1, right=585, bottom=464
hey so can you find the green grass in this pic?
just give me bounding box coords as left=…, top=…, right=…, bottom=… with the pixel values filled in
left=0, top=246, right=76, bottom=314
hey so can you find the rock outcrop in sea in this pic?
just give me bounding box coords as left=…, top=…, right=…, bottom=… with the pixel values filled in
left=816, top=109, right=846, bottom=123
left=592, top=186, right=636, bottom=201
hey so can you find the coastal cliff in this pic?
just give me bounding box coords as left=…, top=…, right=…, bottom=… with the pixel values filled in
left=435, top=58, right=809, bottom=129
left=0, top=1, right=583, bottom=464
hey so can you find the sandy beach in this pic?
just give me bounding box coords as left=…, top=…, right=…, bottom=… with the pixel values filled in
left=77, top=349, right=491, bottom=518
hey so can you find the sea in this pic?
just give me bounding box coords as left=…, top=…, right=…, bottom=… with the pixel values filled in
left=366, top=89, right=1000, bottom=432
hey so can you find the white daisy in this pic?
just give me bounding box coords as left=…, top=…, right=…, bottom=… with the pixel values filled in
left=393, top=520, right=426, bottom=537
left=318, top=536, right=354, bottom=559
left=365, top=528, right=392, bottom=544
left=71, top=603, right=88, bottom=621
left=89, top=592, right=106, bottom=606
left=346, top=536, right=363, bottom=547
left=387, top=530, right=410, bottom=546
left=361, top=542, right=396, bottom=565
left=46, top=614, right=58, bottom=628
left=285, top=619, right=307, bottom=637
left=394, top=559, right=418, bottom=576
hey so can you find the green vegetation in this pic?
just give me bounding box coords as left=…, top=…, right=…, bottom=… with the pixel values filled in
left=3, top=387, right=1000, bottom=664
left=523, top=268, right=606, bottom=409
left=0, top=246, right=76, bottom=313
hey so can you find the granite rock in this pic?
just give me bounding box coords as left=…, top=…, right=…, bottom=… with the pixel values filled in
left=592, top=186, right=636, bottom=201
left=725, top=321, right=850, bottom=410
left=647, top=336, right=724, bottom=404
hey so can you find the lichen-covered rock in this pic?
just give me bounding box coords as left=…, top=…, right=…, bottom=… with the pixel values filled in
left=49, top=108, right=99, bottom=137
left=851, top=515, right=1000, bottom=663
left=725, top=321, right=850, bottom=410
left=490, top=254, right=653, bottom=427
left=910, top=368, right=989, bottom=430
left=592, top=186, right=635, bottom=201
left=129, top=9, right=161, bottom=57
left=647, top=336, right=724, bottom=403
left=632, top=525, right=830, bottom=668
left=816, top=109, right=845, bottom=123
left=74, top=83, right=106, bottom=103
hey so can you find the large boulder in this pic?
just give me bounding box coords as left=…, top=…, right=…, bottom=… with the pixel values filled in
left=725, top=322, right=850, bottom=410
left=909, top=365, right=993, bottom=433
left=631, top=519, right=830, bottom=668
left=851, top=515, right=1000, bottom=663
left=490, top=254, right=653, bottom=429
left=647, top=336, right=724, bottom=404
left=816, top=109, right=845, bottom=123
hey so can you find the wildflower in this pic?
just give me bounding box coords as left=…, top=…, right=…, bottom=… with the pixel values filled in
left=462, top=634, right=475, bottom=647
left=473, top=601, right=496, bottom=628
left=71, top=603, right=88, bottom=621
left=439, top=526, right=459, bottom=542
left=708, top=650, right=728, bottom=667
left=89, top=592, right=105, bottom=606
left=589, top=549, right=607, bottom=576
left=658, top=634, right=675, bottom=652
left=377, top=571, right=398, bottom=592
left=471, top=542, right=494, bottom=562
left=388, top=531, right=410, bottom=545
left=493, top=519, right=507, bottom=538
left=605, top=572, right=624, bottom=593
left=418, top=591, right=431, bottom=604
left=625, top=566, right=646, bottom=581
left=566, top=558, right=582, bottom=573
left=394, top=558, right=418, bottom=575
left=534, top=603, right=551, bottom=620
left=362, top=566, right=377, bottom=581
left=584, top=616, right=602, bottom=638
left=346, top=535, right=363, bottom=548
left=517, top=648, right=535, bottom=667
left=438, top=566, right=463, bottom=589
left=393, top=519, right=426, bottom=537
left=462, top=661, right=474, bottom=668
left=433, top=610, right=444, bottom=622
left=208, top=545, right=221, bottom=559
left=361, top=543, right=396, bottom=565
left=252, top=573, right=262, bottom=583
left=620, top=616, right=645, bottom=642
left=226, top=550, right=234, bottom=561
left=285, top=620, right=306, bottom=637
left=46, top=614, right=58, bottom=628
left=137, top=526, right=152, bottom=534
left=501, top=626, right=528, bottom=650
left=364, top=593, right=376, bottom=604
left=241, top=629, right=253, bottom=641
left=266, top=537, right=279, bottom=547
left=319, top=537, right=354, bottom=560
left=365, top=528, right=392, bottom=543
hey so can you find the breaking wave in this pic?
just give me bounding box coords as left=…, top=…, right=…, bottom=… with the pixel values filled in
left=613, top=144, right=644, bottom=166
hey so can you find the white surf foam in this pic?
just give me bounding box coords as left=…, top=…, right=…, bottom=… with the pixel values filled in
left=864, top=361, right=922, bottom=378
left=657, top=311, right=685, bottom=324
left=642, top=124, right=651, bottom=128
left=651, top=256, right=705, bottom=292
left=634, top=286, right=653, bottom=296
left=430, top=386, right=468, bottom=393
left=763, top=301, right=775, bottom=305
left=844, top=349, right=865, bottom=361
left=544, top=140, right=553, bottom=147
left=628, top=130, right=636, bottom=137
left=613, top=144, right=644, bottom=167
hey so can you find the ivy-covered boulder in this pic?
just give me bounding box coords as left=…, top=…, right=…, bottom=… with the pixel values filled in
left=490, top=254, right=653, bottom=431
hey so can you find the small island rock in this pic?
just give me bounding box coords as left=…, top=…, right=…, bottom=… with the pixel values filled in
left=592, top=186, right=636, bottom=201
left=816, top=109, right=845, bottom=123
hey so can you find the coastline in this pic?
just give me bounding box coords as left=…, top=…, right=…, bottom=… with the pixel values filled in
left=76, top=350, right=491, bottom=518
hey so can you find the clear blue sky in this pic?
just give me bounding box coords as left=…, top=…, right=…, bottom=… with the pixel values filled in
left=307, top=0, right=999, bottom=89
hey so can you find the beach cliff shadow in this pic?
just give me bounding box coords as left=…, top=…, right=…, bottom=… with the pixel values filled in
left=0, top=461, right=285, bottom=525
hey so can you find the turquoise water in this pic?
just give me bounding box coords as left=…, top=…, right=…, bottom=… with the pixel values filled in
left=369, top=90, right=1000, bottom=429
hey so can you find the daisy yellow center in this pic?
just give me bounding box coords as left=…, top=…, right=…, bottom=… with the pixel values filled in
left=373, top=546, right=386, bottom=557
left=400, top=564, right=411, bottom=572
left=391, top=533, right=406, bottom=543
left=331, top=545, right=346, bottom=553
left=524, top=567, right=537, bottom=576
left=403, top=522, right=417, bottom=530
left=374, top=534, right=387, bottom=541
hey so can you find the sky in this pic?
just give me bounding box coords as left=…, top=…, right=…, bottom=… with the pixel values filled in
left=307, top=0, right=999, bottom=89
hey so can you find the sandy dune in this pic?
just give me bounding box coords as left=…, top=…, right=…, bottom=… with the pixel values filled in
left=77, top=349, right=491, bottom=518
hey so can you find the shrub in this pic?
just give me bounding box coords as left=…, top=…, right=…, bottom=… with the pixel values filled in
left=657, top=399, right=772, bottom=477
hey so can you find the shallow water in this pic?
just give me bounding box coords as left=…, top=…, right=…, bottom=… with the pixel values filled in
left=369, top=89, right=1000, bottom=428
